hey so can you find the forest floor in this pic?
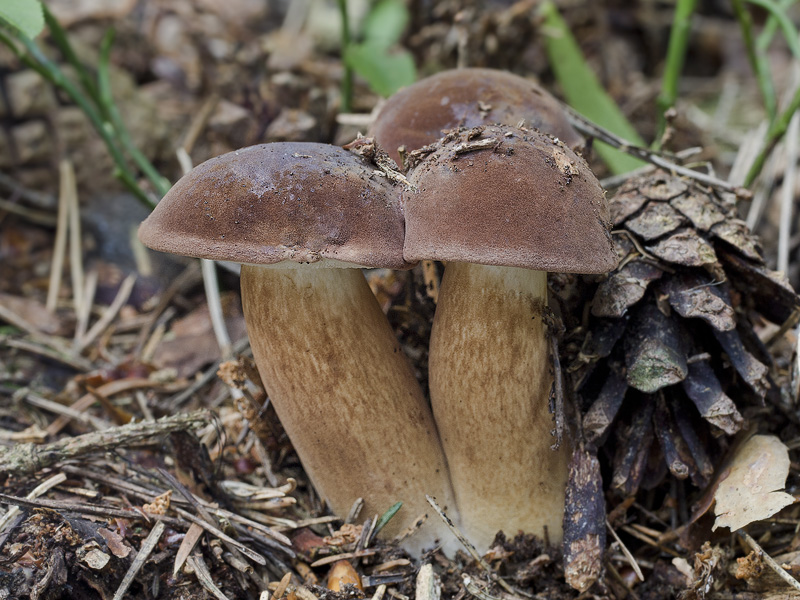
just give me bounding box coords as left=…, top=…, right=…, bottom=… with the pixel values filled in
left=1, top=1, right=800, bottom=598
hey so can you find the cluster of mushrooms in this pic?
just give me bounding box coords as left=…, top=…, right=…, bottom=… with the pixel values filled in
left=139, top=69, right=619, bottom=558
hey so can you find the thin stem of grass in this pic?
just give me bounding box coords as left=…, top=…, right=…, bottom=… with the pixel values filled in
left=42, top=6, right=99, bottom=103
left=745, top=83, right=800, bottom=186
left=2, top=29, right=129, bottom=173
left=0, top=23, right=159, bottom=207
left=731, top=0, right=778, bottom=121
left=745, top=0, right=800, bottom=58
left=756, top=0, right=797, bottom=52
left=337, top=0, right=353, bottom=113
left=98, top=29, right=170, bottom=196
left=654, top=0, right=698, bottom=148
left=538, top=0, right=645, bottom=174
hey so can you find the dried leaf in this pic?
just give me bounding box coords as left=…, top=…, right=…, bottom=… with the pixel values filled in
left=711, top=219, right=762, bottom=262
left=174, top=522, right=205, bottom=575
left=97, top=527, right=130, bottom=559
left=713, top=435, right=795, bottom=531
left=154, top=297, right=248, bottom=377
left=681, top=361, right=743, bottom=435
left=625, top=304, right=688, bottom=393
left=641, top=175, right=687, bottom=200
left=661, top=273, right=736, bottom=331
left=0, top=292, right=69, bottom=335
left=670, top=192, right=728, bottom=231
left=563, top=448, right=605, bottom=593
left=591, top=261, right=663, bottom=318
left=646, top=229, right=717, bottom=267
left=625, top=202, right=686, bottom=240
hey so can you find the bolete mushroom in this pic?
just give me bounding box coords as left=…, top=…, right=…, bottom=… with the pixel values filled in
left=138, top=142, right=458, bottom=552
left=371, top=67, right=584, bottom=165
left=404, top=125, right=617, bottom=551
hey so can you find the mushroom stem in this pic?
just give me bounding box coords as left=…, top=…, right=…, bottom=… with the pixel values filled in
left=240, top=265, right=458, bottom=551
left=428, top=262, right=570, bottom=551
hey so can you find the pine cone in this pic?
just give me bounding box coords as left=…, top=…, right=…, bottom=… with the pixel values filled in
left=572, top=171, right=799, bottom=494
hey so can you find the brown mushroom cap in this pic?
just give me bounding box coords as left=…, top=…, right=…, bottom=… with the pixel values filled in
left=138, top=142, right=410, bottom=270
left=404, top=125, right=617, bottom=274
left=371, top=68, right=584, bottom=164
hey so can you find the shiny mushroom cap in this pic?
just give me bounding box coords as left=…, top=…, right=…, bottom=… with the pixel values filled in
left=138, top=142, right=411, bottom=270
left=403, top=125, right=618, bottom=274
left=371, top=68, right=585, bottom=164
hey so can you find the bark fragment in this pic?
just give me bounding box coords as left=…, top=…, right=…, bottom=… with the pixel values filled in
left=580, top=316, right=629, bottom=362
left=671, top=394, right=714, bottom=486
left=653, top=394, right=695, bottom=481
left=718, top=247, right=800, bottom=324
left=563, top=448, right=606, bottom=593
left=711, top=219, right=762, bottom=262
left=641, top=175, right=687, bottom=200
left=609, top=189, right=648, bottom=226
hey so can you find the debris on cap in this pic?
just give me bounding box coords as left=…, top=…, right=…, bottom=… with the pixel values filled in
left=403, top=124, right=617, bottom=274
left=138, top=142, right=411, bottom=270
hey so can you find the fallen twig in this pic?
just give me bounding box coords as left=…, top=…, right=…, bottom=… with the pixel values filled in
left=563, top=105, right=750, bottom=198
left=113, top=520, right=165, bottom=600
left=0, top=410, right=210, bottom=476
left=738, top=530, right=800, bottom=594
left=187, top=551, right=234, bottom=600
left=425, top=495, right=529, bottom=599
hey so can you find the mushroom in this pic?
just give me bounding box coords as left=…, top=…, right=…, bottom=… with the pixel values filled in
left=138, top=142, right=458, bottom=552
left=404, top=125, right=617, bottom=551
left=371, top=67, right=584, bottom=165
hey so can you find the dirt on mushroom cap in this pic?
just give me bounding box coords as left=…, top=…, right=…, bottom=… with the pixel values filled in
left=138, top=142, right=410, bottom=270
left=403, top=125, right=617, bottom=273
left=371, top=68, right=585, bottom=165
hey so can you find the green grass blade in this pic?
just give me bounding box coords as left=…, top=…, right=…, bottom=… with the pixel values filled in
left=654, top=0, right=698, bottom=148
left=372, top=501, right=403, bottom=537
left=745, top=0, right=800, bottom=58
left=732, top=0, right=778, bottom=120
left=98, top=28, right=170, bottom=196
left=43, top=5, right=100, bottom=106
left=539, top=1, right=645, bottom=174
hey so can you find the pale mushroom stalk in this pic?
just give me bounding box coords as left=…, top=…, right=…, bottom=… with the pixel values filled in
left=138, top=142, right=459, bottom=553
left=404, top=125, right=617, bottom=553
left=428, top=263, right=568, bottom=549
left=241, top=265, right=456, bottom=548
